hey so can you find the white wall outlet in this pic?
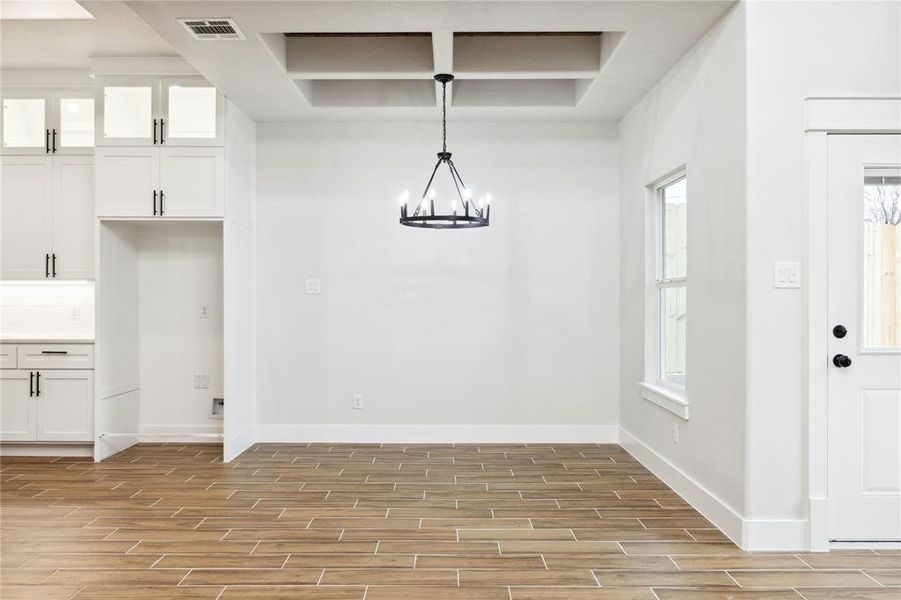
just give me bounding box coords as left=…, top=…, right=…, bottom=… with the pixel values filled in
left=194, top=374, right=210, bottom=390
left=305, top=278, right=321, bottom=294
left=673, top=422, right=680, bottom=444
left=70, top=307, right=81, bottom=320
left=352, top=393, right=363, bottom=409
left=773, top=262, right=801, bottom=288
left=200, top=304, right=210, bottom=318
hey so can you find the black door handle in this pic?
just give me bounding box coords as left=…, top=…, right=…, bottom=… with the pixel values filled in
left=45, top=253, right=49, bottom=277
left=159, top=190, right=164, bottom=215
left=160, top=118, right=165, bottom=144
left=153, top=118, right=158, bottom=144
left=51, top=253, right=56, bottom=277
left=51, top=128, right=57, bottom=153
left=833, top=354, right=852, bottom=368
left=45, top=129, right=50, bottom=153
left=29, top=371, right=34, bottom=397
left=35, top=371, right=41, bottom=397
left=153, top=189, right=158, bottom=215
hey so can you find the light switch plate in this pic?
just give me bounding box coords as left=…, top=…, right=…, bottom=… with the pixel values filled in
left=305, top=278, right=321, bottom=294
left=773, top=262, right=801, bottom=288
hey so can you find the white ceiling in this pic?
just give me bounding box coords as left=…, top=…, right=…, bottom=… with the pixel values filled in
left=0, top=0, right=176, bottom=70
left=125, top=0, right=736, bottom=122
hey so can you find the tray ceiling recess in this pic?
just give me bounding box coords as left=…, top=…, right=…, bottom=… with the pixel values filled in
left=281, top=31, right=621, bottom=109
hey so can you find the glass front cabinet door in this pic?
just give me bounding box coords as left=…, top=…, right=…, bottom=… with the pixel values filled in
left=2, top=88, right=95, bottom=155
left=97, top=79, right=223, bottom=147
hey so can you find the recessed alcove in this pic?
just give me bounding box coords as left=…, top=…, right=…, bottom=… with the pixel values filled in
left=293, top=79, right=436, bottom=107
left=452, top=78, right=594, bottom=107
left=453, top=32, right=603, bottom=74
left=284, top=33, right=434, bottom=77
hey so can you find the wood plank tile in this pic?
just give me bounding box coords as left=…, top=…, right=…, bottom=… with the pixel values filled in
left=365, top=587, right=510, bottom=600
left=320, top=568, right=458, bottom=585
left=181, top=568, right=322, bottom=585
left=728, top=570, right=879, bottom=588
left=461, top=569, right=598, bottom=586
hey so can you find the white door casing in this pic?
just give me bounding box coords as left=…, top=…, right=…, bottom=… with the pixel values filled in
left=826, top=134, right=901, bottom=542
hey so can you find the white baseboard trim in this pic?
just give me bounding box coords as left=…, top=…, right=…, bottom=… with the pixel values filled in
left=1, top=443, right=93, bottom=457
left=255, top=424, right=619, bottom=444
left=743, top=519, right=808, bottom=551
left=619, top=427, right=744, bottom=547
left=224, top=425, right=255, bottom=462
left=138, top=424, right=223, bottom=444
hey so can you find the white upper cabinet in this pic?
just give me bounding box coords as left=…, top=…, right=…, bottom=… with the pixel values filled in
left=1, top=88, right=94, bottom=155
left=95, top=146, right=223, bottom=218
left=51, top=155, right=95, bottom=278
left=0, top=155, right=94, bottom=279
left=0, top=156, right=53, bottom=278
left=97, top=79, right=223, bottom=147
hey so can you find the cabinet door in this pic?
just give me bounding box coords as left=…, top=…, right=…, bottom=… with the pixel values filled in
left=51, top=155, right=94, bottom=278
left=36, top=370, right=93, bottom=442
left=97, top=83, right=158, bottom=146
left=55, top=91, right=94, bottom=154
left=160, top=147, right=224, bottom=217
left=1, top=89, right=51, bottom=155
left=95, top=147, right=159, bottom=217
left=161, top=80, right=224, bottom=147
left=0, top=371, right=37, bottom=441
left=1, top=156, right=53, bottom=278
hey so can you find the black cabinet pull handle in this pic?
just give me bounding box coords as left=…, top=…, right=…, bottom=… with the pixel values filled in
left=35, top=371, right=41, bottom=397
left=51, top=129, right=57, bottom=153
left=40, top=350, right=68, bottom=355
left=51, top=253, right=57, bottom=277
left=159, top=190, right=164, bottom=215
left=153, top=118, right=158, bottom=144
left=45, top=253, right=50, bottom=277
left=153, top=189, right=158, bottom=215
left=29, top=372, right=34, bottom=397
left=45, top=129, right=50, bottom=153
left=160, top=118, right=165, bottom=144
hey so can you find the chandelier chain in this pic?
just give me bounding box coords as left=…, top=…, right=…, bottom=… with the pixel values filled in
left=442, top=80, right=447, bottom=153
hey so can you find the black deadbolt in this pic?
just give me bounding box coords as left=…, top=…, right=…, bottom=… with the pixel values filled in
left=833, top=325, right=848, bottom=339
left=832, top=354, right=852, bottom=368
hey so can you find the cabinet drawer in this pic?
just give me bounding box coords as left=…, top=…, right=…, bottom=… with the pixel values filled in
left=17, top=344, right=94, bottom=369
left=0, top=345, right=17, bottom=369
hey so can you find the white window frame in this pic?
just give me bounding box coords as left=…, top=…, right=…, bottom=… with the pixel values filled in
left=640, top=168, right=689, bottom=420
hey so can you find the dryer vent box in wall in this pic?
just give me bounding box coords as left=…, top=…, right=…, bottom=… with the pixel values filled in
left=179, top=18, right=245, bottom=41
left=211, top=397, right=224, bottom=419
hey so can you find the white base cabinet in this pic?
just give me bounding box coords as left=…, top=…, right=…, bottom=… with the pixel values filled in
left=96, top=146, right=224, bottom=218
left=0, top=344, right=94, bottom=443
left=0, top=155, right=94, bottom=279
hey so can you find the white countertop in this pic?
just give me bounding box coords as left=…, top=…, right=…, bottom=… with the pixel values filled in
left=1, top=336, right=94, bottom=344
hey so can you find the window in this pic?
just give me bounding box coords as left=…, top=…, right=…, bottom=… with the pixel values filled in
left=657, top=175, right=687, bottom=387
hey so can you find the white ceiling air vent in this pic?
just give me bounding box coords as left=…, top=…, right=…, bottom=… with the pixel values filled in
left=179, top=18, right=245, bottom=41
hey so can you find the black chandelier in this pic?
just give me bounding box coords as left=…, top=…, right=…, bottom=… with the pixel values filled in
left=398, top=74, right=490, bottom=229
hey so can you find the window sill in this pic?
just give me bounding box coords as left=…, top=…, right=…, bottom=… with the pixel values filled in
left=640, top=382, right=689, bottom=420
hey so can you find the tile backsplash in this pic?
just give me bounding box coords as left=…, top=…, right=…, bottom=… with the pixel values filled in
left=0, top=281, right=94, bottom=339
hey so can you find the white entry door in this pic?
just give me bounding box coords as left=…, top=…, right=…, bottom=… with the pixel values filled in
left=827, top=134, right=901, bottom=542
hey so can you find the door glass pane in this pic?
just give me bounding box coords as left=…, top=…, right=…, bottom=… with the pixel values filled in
left=168, top=86, right=216, bottom=139
left=863, top=167, right=901, bottom=349
left=103, top=86, right=151, bottom=139
left=3, top=98, right=45, bottom=148
left=662, top=177, right=687, bottom=280
left=59, top=98, right=94, bottom=147
left=661, top=286, right=687, bottom=384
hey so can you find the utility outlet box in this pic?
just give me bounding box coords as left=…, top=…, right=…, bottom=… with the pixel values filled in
left=210, top=397, right=224, bottom=419
left=353, top=393, right=363, bottom=409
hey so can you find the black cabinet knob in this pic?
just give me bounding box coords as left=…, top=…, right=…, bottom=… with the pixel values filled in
left=832, top=354, right=852, bottom=368
left=833, top=325, right=847, bottom=338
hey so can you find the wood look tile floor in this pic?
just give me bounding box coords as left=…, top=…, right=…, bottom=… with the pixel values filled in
left=1, top=443, right=898, bottom=599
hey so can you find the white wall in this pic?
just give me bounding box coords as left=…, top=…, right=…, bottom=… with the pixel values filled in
left=255, top=121, right=620, bottom=441
left=618, top=4, right=747, bottom=538
left=135, top=222, right=224, bottom=438
left=744, top=0, right=901, bottom=547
